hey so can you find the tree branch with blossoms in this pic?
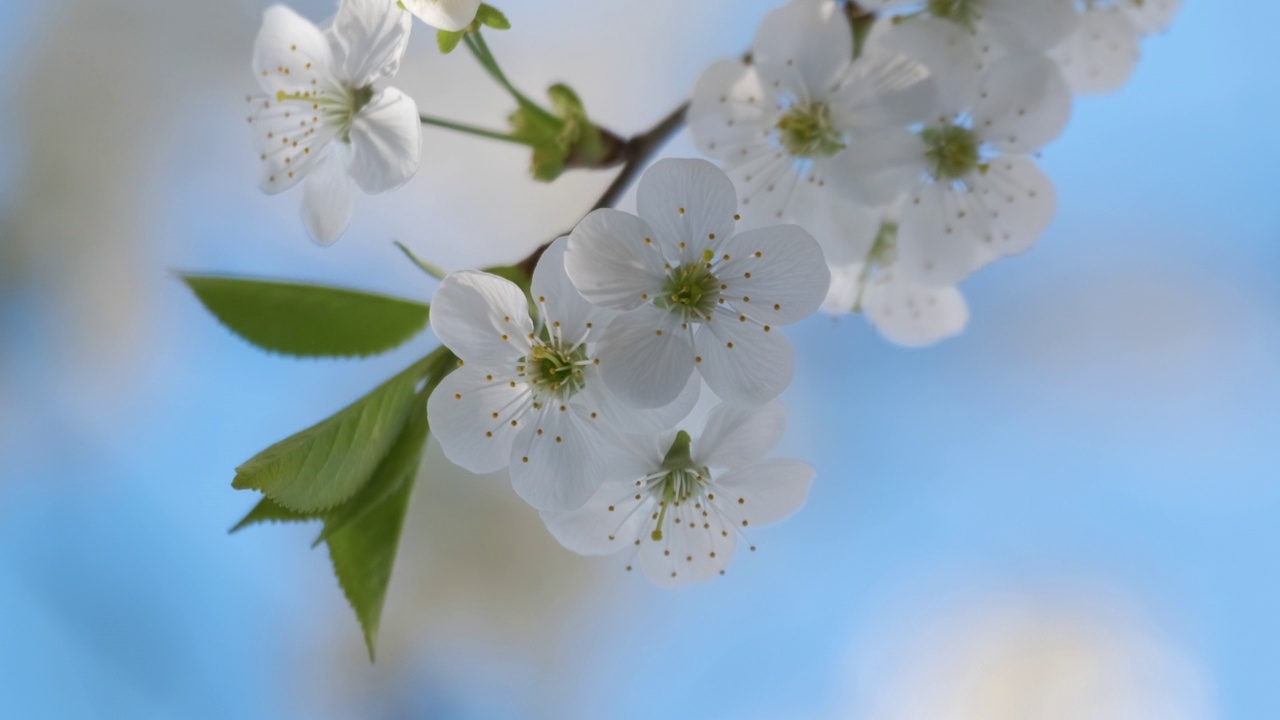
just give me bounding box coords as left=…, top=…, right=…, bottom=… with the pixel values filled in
left=189, top=0, right=1182, bottom=659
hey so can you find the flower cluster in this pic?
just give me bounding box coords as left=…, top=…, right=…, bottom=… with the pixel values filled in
left=239, top=0, right=1178, bottom=588
left=429, top=159, right=826, bottom=584
left=690, top=0, right=1176, bottom=345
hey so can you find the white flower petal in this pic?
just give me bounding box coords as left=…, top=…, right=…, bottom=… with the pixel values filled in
left=251, top=99, right=338, bottom=194
left=330, top=0, right=413, bottom=87
left=598, top=305, right=695, bottom=409
left=427, top=366, right=528, bottom=475
left=689, top=61, right=777, bottom=161
left=982, top=0, right=1080, bottom=53
left=640, top=499, right=737, bottom=588
left=252, top=5, right=338, bottom=96
left=583, top=368, right=700, bottom=435
left=973, top=53, right=1072, bottom=153
left=300, top=146, right=355, bottom=244
left=694, top=316, right=795, bottom=408
left=694, top=400, right=787, bottom=471
left=1124, top=0, right=1180, bottom=35
left=711, top=457, right=815, bottom=527
left=540, top=480, right=654, bottom=556
left=862, top=268, right=969, bottom=347
left=895, top=182, right=989, bottom=286
left=430, top=270, right=534, bottom=365
left=348, top=87, right=421, bottom=194
left=751, top=0, right=853, bottom=103
left=868, top=17, right=982, bottom=116
left=636, top=158, right=739, bottom=264
left=820, top=263, right=865, bottom=316
left=716, top=225, right=831, bottom=326
left=826, top=127, right=927, bottom=207
left=971, top=154, right=1056, bottom=258
left=565, top=209, right=666, bottom=311
left=509, top=404, right=613, bottom=511
left=792, top=185, right=884, bottom=266
left=830, top=49, right=938, bottom=131
left=1052, top=9, right=1141, bottom=95
left=400, top=0, right=482, bottom=32
left=531, top=238, right=616, bottom=346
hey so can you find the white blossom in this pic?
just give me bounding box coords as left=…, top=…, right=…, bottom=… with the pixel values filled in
left=565, top=159, right=830, bottom=409
left=831, top=33, right=1069, bottom=287
left=247, top=0, right=420, bottom=244
left=823, top=262, right=969, bottom=347
left=427, top=239, right=698, bottom=511
left=1052, top=0, right=1180, bottom=95
left=688, top=0, right=938, bottom=266
left=540, top=401, right=814, bottom=587
left=400, top=0, right=482, bottom=31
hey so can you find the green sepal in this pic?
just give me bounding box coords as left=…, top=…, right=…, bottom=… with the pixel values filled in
left=475, top=4, right=510, bottom=30
left=231, top=356, right=434, bottom=513
left=508, top=83, right=609, bottom=182
left=437, top=29, right=466, bottom=54
left=181, top=275, right=430, bottom=359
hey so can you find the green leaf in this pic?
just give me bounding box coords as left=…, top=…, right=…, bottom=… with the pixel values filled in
left=475, top=4, right=511, bottom=30
left=230, top=496, right=319, bottom=533
left=325, top=397, right=430, bottom=660
left=437, top=29, right=465, bottom=54
left=231, top=358, right=432, bottom=512
left=182, top=275, right=430, bottom=358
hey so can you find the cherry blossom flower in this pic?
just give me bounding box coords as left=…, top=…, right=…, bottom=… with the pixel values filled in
left=688, top=0, right=938, bottom=266
left=1052, top=0, right=1180, bottom=95
left=823, top=263, right=969, bottom=347
left=564, top=159, right=830, bottom=409
left=830, top=37, right=1069, bottom=286
left=540, top=401, right=814, bottom=587
left=400, top=0, right=482, bottom=31
left=427, top=239, right=699, bottom=511
left=247, top=0, right=420, bottom=244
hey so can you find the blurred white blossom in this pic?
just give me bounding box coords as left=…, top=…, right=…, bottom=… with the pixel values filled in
left=248, top=0, right=421, bottom=243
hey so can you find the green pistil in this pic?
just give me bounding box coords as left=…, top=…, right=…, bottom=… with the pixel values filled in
left=650, top=431, right=711, bottom=542
left=654, top=263, right=721, bottom=320
left=523, top=342, right=588, bottom=399
left=921, top=123, right=981, bottom=181
left=776, top=102, right=846, bottom=159
left=927, top=0, right=982, bottom=29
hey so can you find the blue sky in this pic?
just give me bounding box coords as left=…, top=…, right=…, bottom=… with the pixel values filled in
left=1, top=1, right=1276, bottom=718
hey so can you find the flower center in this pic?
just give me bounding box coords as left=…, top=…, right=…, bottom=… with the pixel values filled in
left=275, top=84, right=374, bottom=141
left=776, top=102, right=846, bottom=159
left=649, top=431, right=711, bottom=542
left=654, top=260, right=721, bottom=320
left=521, top=341, right=588, bottom=400
left=927, top=0, right=982, bottom=28
left=921, top=122, right=981, bottom=181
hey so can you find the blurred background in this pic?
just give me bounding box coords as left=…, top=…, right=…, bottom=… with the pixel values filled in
left=0, top=0, right=1275, bottom=718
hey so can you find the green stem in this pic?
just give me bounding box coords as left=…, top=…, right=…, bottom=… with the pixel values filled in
left=394, top=241, right=449, bottom=281
left=418, top=114, right=537, bottom=147
left=464, top=31, right=560, bottom=127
